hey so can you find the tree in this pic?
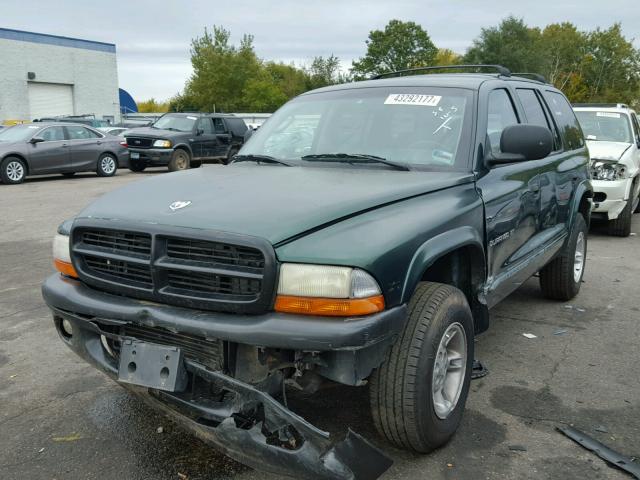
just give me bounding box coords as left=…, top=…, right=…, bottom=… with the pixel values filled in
left=464, top=16, right=543, bottom=73
left=434, top=48, right=462, bottom=66
left=306, top=55, right=344, bottom=89
left=136, top=98, right=170, bottom=113
left=351, top=20, right=438, bottom=79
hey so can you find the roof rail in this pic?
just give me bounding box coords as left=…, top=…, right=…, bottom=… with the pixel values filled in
left=572, top=103, right=630, bottom=109
left=371, top=64, right=511, bottom=80
left=512, top=73, right=547, bottom=83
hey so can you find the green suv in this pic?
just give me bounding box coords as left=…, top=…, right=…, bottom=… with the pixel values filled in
left=42, top=65, right=592, bottom=479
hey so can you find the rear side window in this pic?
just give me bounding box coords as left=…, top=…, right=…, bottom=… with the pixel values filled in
left=516, top=89, right=549, bottom=128
left=197, top=118, right=214, bottom=134
left=543, top=91, right=584, bottom=151
left=213, top=118, right=227, bottom=134
left=487, top=89, right=519, bottom=155
left=66, top=126, right=100, bottom=139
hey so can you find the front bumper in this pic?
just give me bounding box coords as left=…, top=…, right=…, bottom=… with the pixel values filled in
left=128, top=147, right=173, bottom=166
left=591, top=178, right=630, bottom=219
left=41, top=274, right=404, bottom=478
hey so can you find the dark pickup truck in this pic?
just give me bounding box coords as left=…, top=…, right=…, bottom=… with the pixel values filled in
left=125, top=112, right=248, bottom=172
left=43, top=65, right=592, bottom=479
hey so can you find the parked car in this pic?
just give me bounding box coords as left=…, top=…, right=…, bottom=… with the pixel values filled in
left=0, top=123, right=129, bottom=184
left=42, top=66, right=592, bottom=479
left=99, top=127, right=128, bottom=137
left=573, top=103, right=640, bottom=236
left=125, top=113, right=248, bottom=172
left=37, top=117, right=112, bottom=129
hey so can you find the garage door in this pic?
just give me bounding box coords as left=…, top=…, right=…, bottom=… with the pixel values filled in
left=28, top=82, right=74, bottom=119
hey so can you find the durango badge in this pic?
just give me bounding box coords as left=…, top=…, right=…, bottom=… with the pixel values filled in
left=169, top=200, right=191, bottom=211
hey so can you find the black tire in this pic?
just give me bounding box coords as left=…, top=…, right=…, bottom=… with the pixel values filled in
left=540, top=213, right=587, bottom=300
left=129, top=159, right=147, bottom=172
left=62, top=172, right=75, bottom=177
left=608, top=198, right=632, bottom=237
left=369, top=282, right=474, bottom=452
left=168, top=149, right=190, bottom=171
left=224, top=147, right=239, bottom=165
left=96, top=153, right=118, bottom=177
left=0, top=156, right=27, bottom=184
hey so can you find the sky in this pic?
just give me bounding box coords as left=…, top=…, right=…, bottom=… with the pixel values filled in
left=1, top=0, right=637, bottom=101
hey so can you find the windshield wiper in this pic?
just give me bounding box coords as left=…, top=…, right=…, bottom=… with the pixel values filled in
left=301, top=153, right=411, bottom=171
left=232, top=154, right=293, bottom=166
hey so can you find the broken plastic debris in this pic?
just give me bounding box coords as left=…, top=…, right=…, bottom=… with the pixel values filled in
left=156, top=426, right=163, bottom=434
left=38, top=448, right=44, bottom=453
left=471, top=359, right=489, bottom=379
left=553, top=329, right=568, bottom=336
left=177, top=473, right=188, bottom=480
left=594, top=425, right=609, bottom=433
left=508, top=445, right=527, bottom=452
left=52, top=433, right=82, bottom=442
left=522, top=333, right=537, bottom=339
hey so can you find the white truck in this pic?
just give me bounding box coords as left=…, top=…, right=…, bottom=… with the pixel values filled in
left=574, top=103, right=640, bottom=236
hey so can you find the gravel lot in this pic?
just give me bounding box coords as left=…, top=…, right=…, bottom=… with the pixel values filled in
left=1, top=167, right=638, bottom=479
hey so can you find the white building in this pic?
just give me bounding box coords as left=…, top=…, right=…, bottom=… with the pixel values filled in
left=0, top=28, right=120, bottom=124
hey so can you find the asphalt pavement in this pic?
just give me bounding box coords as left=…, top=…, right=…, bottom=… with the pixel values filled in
left=1, top=167, right=638, bottom=479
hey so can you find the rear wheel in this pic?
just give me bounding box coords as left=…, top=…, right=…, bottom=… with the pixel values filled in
left=168, top=149, right=190, bottom=171
left=224, top=147, right=239, bottom=165
left=608, top=198, right=632, bottom=237
left=1, top=157, right=27, bottom=184
left=97, top=153, right=117, bottom=177
left=540, top=213, right=587, bottom=300
left=369, top=282, right=473, bottom=452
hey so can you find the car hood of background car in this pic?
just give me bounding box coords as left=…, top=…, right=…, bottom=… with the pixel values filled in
left=77, top=164, right=474, bottom=244
left=586, top=140, right=632, bottom=161
left=124, top=127, right=182, bottom=138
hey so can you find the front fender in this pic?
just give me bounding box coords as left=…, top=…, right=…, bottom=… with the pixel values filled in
left=569, top=179, right=593, bottom=226
left=401, top=226, right=486, bottom=304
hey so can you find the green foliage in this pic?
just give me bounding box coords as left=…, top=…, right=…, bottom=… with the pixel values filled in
left=434, top=49, right=462, bottom=66
left=137, top=98, right=170, bottom=113
left=351, top=20, right=438, bottom=79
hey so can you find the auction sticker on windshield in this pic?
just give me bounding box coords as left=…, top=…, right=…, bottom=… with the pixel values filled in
left=596, top=112, right=621, bottom=118
left=385, top=94, right=441, bottom=106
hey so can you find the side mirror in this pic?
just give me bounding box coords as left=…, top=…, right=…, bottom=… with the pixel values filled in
left=487, top=124, right=553, bottom=166
left=30, top=136, right=45, bottom=144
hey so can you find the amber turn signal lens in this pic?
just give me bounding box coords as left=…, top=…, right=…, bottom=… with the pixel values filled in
left=54, top=259, right=78, bottom=278
left=274, top=295, right=385, bottom=317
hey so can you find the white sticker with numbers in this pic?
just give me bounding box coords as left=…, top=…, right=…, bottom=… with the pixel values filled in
left=384, top=94, right=442, bottom=106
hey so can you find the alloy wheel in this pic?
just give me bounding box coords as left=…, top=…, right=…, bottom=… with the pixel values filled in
left=432, top=322, right=467, bottom=419
left=6, top=161, right=24, bottom=182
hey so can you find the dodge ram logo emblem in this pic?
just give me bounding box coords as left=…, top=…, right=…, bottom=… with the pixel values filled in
left=169, top=200, right=192, bottom=211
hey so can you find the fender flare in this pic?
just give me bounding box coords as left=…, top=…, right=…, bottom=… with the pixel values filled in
left=400, top=225, right=486, bottom=304
left=568, top=180, right=593, bottom=226
left=173, top=143, right=193, bottom=158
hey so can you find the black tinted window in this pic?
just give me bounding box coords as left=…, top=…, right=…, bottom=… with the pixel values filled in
left=40, top=126, right=66, bottom=142
left=198, top=118, right=214, bottom=134
left=516, top=89, right=549, bottom=128
left=543, top=91, right=584, bottom=151
left=487, top=89, right=519, bottom=155
left=213, top=118, right=227, bottom=134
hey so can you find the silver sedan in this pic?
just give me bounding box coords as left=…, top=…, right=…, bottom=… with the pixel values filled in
left=0, top=123, right=129, bottom=184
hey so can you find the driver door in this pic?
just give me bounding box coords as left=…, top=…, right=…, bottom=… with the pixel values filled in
left=476, top=88, right=542, bottom=307
left=27, top=126, right=70, bottom=174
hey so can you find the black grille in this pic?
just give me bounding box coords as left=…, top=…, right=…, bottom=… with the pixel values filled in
left=71, top=224, right=275, bottom=314
left=166, top=269, right=261, bottom=296
left=81, top=229, right=151, bottom=258
left=126, top=136, right=154, bottom=148
left=84, top=255, right=153, bottom=287
left=167, top=238, right=265, bottom=270
left=123, top=324, right=224, bottom=371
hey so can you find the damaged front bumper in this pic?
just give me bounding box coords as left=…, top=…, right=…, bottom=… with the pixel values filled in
left=42, top=274, right=401, bottom=479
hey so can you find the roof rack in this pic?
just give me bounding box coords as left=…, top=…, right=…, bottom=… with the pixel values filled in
left=572, top=103, right=630, bottom=109
left=512, top=73, right=547, bottom=83
left=371, top=64, right=511, bottom=80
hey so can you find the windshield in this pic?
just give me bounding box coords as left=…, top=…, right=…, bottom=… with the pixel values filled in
left=0, top=124, right=42, bottom=142
left=574, top=111, right=633, bottom=143
left=152, top=114, right=197, bottom=132
left=241, top=87, right=473, bottom=169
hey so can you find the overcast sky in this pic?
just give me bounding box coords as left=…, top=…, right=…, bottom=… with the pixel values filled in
left=1, top=0, right=637, bottom=101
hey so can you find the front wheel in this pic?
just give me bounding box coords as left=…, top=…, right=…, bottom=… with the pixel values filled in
left=1, top=157, right=27, bottom=184
left=97, top=153, right=117, bottom=177
left=369, top=282, right=473, bottom=452
left=608, top=198, right=632, bottom=237
left=168, top=150, right=190, bottom=171
left=539, top=213, right=587, bottom=300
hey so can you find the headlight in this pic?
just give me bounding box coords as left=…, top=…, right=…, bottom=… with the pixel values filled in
left=53, top=233, right=78, bottom=278
left=591, top=160, right=626, bottom=181
left=274, top=263, right=384, bottom=316
left=152, top=139, right=172, bottom=148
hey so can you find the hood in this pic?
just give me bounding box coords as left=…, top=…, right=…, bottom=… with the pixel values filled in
left=77, top=164, right=473, bottom=244
left=586, top=140, right=632, bottom=162
left=124, top=127, right=181, bottom=138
